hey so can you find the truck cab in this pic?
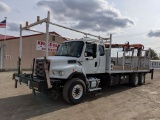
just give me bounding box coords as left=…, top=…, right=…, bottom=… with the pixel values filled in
left=46, top=38, right=106, bottom=80
left=34, top=38, right=105, bottom=104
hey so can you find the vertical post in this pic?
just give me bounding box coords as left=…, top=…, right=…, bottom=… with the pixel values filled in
left=18, top=24, right=22, bottom=74
left=122, top=49, right=125, bottom=70
left=130, top=49, right=134, bottom=70
left=44, top=11, right=52, bottom=89
left=45, top=11, right=50, bottom=57
left=109, top=34, right=112, bottom=73
left=147, top=48, right=151, bottom=69
left=3, top=17, right=7, bottom=70
left=19, top=24, right=22, bottom=59
left=0, top=42, right=3, bottom=70
left=137, top=48, right=142, bottom=70
left=0, top=17, right=7, bottom=70
left=117, top=52, right=118, bottom=65
left=4, top=17, right=7, bottom=43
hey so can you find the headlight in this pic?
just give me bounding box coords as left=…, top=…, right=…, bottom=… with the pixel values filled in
left=59, top=71, right=64, bottom=76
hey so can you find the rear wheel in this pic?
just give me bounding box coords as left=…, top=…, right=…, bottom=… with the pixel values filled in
left=139, top=73, right=145, bottom=85
left=130, top=74, right=139, bottom=87
left=63, top=78, right=86, bottom=104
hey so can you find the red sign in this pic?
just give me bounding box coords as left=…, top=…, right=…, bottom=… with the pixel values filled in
left=36, top=40, right=58, bottom=52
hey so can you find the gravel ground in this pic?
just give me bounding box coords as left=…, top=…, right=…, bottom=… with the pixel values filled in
left=0, top=70, right=160, bottom=120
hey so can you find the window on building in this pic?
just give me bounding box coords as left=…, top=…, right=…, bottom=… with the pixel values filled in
left=52, top=36, right=55, bottom=41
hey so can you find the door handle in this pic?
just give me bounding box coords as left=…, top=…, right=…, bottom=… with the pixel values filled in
left=95, top=62, right=97, bottom=67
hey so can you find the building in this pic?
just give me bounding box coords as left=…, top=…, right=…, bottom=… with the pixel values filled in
left=0, top=32, right=66, bottom=71
left=150, top=60, right=160, bottom=70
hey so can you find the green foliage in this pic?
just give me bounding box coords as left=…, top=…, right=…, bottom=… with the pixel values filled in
left=145, top=48, right=159, bottom=60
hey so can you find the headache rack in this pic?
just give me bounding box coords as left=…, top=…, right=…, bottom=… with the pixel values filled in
left=13, top=11, right=111, bottom=92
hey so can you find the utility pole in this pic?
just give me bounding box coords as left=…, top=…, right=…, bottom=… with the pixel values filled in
left=0, top=17, right=7, bottom=70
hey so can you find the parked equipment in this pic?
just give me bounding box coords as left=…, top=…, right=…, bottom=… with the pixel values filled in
left=13, top=12, right=154, bottom=104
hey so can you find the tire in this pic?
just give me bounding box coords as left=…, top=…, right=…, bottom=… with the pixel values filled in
left=130, top=74, right=139, bottom=87
left=139, top=73, right=145, bottom=85
left=63, top=78, right=86, bottom=104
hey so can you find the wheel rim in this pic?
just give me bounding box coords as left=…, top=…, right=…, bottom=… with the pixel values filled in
left=72, top=84, right=83, bottom=100
left=135, top=75, right=139, bottom=85
left=141, top=75, right=144, bottom=83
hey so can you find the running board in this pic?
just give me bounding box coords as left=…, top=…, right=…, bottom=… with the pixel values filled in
left=88, top=87, right=101, bottom=92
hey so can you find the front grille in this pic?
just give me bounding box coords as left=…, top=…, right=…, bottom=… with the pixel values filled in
left=35, top=59, right=50, bottom=77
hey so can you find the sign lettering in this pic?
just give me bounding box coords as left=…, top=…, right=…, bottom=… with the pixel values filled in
left=36, top=40, right=58, bottom=52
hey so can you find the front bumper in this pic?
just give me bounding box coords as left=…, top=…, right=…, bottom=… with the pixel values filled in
left=13, top=73, right=48, bottom=92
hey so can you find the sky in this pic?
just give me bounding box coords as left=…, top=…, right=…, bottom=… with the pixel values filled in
left=0, top=0, right=160, bottom=54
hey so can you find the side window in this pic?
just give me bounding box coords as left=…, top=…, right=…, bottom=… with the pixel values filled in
left=99, top=45, right=105, bottom=56
left=52, top=36, right=55, bottom=41
left=85, top=43, right=97, bottom=58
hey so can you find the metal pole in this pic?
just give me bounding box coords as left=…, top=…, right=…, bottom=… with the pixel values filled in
left=45, top=11, right=50, bottom=57
left=18, top=24, right=22, bottom=74
left=109, top=34, right=112, bottom=73
left=19, top=25, right=22, bottom=59
left=26, top=29, right=44, bottom=34
left=4, top=17, right=7, bottom=42
left=25, top=29, right=71, bottom=40
left=0, top=43, right=2, bottom=69
left=49, top=21, right=110, bottom=41
left=0, top=17, right=7, bottom=70
left=21, top=18, right=47, bottom=30
left=122, top=49, right=125, bottom=70
left=3, top=17, right=7, bottom=70
left=117, top=52, right=118, bottom=65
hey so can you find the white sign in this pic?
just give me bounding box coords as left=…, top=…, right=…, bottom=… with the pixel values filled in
left=36, top=40, right=58, bottom=52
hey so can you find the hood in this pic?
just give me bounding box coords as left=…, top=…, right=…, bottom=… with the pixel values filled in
left=46, top=56, right=79, bottom=63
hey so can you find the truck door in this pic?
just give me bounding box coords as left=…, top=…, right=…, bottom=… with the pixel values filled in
left=96, top=44, right=106, bottom=73
left=82, top=42, right=98, bottom=74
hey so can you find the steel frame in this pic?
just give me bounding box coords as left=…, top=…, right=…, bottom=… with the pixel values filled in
left=18, top=11, right=112, bottom=74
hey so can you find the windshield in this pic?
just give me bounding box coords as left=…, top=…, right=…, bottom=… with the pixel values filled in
left=56, top=41, right=84, bottom=57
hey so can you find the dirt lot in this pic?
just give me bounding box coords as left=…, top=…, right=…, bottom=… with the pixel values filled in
left=0, top=70, right=160, bottom=120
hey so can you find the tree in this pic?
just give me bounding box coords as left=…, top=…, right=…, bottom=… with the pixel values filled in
left=145, top=48, right=159, bottom=60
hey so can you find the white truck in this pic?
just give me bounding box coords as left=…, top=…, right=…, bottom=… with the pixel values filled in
left=13, top=12, right=154, bottom=104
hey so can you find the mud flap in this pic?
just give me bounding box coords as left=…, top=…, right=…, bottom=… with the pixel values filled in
left=151, top=69, right=154, bottom=80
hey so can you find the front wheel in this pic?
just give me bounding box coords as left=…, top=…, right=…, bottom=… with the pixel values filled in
left=63, top=78, right=86, bottom=104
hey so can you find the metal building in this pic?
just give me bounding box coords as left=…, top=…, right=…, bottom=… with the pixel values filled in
left=0, top=32, right=66, bottom=71
left=150, top=60, right=160, bottom=70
